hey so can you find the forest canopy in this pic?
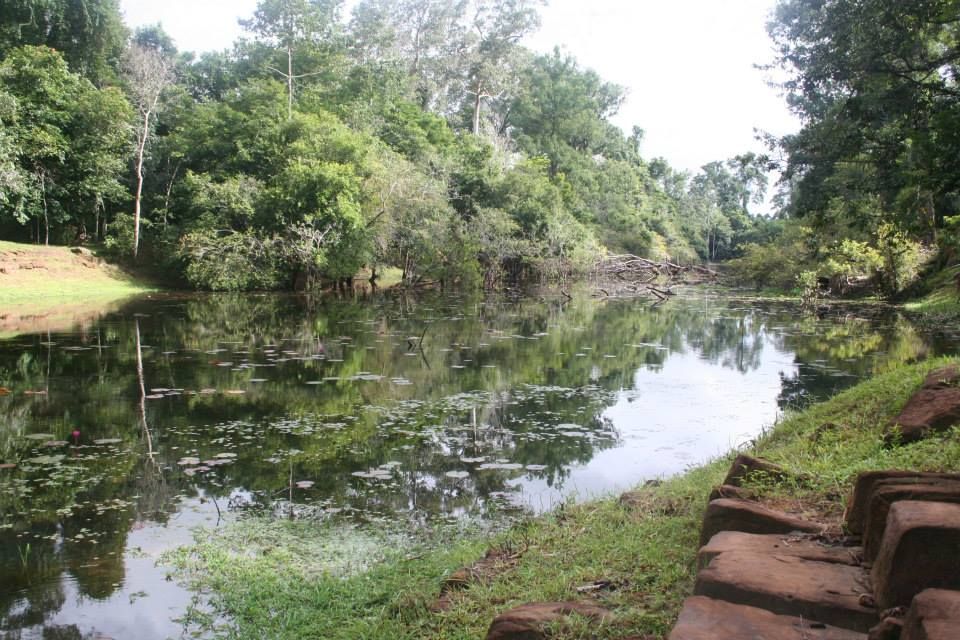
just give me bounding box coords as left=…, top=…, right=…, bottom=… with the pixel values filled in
left=4, top=0, right=954, bottom=295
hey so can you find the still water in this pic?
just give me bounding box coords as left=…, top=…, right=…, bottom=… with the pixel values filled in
left=0, top=288, right=955, bottom=638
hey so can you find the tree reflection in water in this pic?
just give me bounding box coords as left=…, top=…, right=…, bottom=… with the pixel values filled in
left=0, top=290, right=948, bottom=637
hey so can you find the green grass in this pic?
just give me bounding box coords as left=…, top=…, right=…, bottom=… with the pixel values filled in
left=163, top=357, right=960, bottom=639
left=0, top=240, right=152, bottom=306
left=903, top=263, right=960, bottom=323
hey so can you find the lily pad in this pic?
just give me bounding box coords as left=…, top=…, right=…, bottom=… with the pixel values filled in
left=23, top=433, right=55, bottom=441
left=27, top=454, right=65, bottom=465
left=177, top=457, right=201, bottom=466
left=94, top=438, right=123, bottom=445
left=445, top=471, right=470, bottom=479
left=295, top=480, right=315, bottom=489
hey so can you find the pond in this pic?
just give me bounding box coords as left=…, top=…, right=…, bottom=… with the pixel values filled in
left=0, top=288, right=956, bottom=639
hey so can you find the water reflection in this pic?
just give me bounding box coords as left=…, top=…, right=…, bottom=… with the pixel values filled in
left=0, top=289, right=948, bottom=638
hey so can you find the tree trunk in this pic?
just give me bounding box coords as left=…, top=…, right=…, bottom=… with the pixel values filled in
left=472, top=86, right=483, bottom=135
left=287, top=45, right=294, bottom=120
left=133, top=110, right=151, bottom=259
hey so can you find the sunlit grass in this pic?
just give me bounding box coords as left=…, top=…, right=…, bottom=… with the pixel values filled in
left=163, top=356, right=960, bottom=639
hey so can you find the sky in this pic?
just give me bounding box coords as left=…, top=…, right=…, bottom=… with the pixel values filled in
left=119, top=0, right=799, bottom=174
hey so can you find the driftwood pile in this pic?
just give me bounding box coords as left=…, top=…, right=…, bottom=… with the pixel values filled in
left=593, top=254, right=720, bottom=300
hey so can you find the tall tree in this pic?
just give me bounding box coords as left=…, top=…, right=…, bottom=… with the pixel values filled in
left=124, top=39, right=174, bottom=258
left=241, top=0, right=343, bottom=119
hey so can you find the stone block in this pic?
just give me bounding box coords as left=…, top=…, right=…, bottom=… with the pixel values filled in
left=901, top=589, right=960, bottom=640
left=847, top=471, right=960, bottom=536
left=669, top=596, right=866, bottom=640
left=694, top=551, right=876, bottom=632
left=700, top=498, right=821, bottom=547
left=698, top=531, right=862, bottom=570
left=861, top=481, right=960, bottom=561
left=485, top=601, right=611, bottom=640
left=872, top=501, right=960, bottom=610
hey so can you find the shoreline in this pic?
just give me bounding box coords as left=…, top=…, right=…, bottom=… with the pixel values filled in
left=163, top=356, right=960, bottom=639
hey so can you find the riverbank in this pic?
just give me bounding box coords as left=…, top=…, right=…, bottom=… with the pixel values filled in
left=0, top=241, right=154, bottom=336
left=163, top=356, right=960, bottom=639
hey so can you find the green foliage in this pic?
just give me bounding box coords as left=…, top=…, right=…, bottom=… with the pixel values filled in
left=875, top=223, right=924, bottom=296
left=0, top=0, right=777, bottom=288
left=178, top=229, right=286, bottom=291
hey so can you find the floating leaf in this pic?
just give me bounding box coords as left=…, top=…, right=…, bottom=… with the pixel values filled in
left=27, top=455, right=64, bottom=465
left=94, top=438, right=123, bottom=445
left=177, top=457, right=201, bottom=466
left=0, top=387, right=10, bottom=396
left=224, top=390, right=245, bottom=395
left=0, top=463, right=16, bottom=470
left=24, top=433, right=55, bottom=441
left=295, top=480, right=314, bottom=489
left=214, top=453, right=236, bottom=459
left=445, top=471, right=469, bottom=479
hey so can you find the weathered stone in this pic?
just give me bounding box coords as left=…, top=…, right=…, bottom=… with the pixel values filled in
left=901, top=589, right=960, bottom=640
left=698, top=531, right=862, bottom=570
left=867, top=617, right=903, bottom=640
left=669, top=595, right=867, bottom=640
left=707, top=484, right=755, bottom=502
left=485, top=602, right=611, bottom=640
left=694, top=551, right=876, bottom=632
left=723, top=454, right=792, bottom=487
left=699, top=498, right=822, bottom=546
left=861, top=481, right=960, bottom=561
left=885, top=367, right=960, bottom=444
left=846, top=471, right=960, bottom=535
left=872, top=501, right=960, bottom=610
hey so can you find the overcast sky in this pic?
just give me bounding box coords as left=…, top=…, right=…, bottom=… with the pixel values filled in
left=119, top=0, right=799, bottom=174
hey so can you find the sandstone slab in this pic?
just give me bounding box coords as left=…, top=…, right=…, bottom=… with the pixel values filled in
left=872, top=501, right=960, bottom=610
left=723, top=454, right=793, bottom=487
left=846, top=471, right=960, bottom=535
left=885, top=367, right=960, bottom=444
left=694, top=551, right=876, bottom=632
left=901, top=589, right=960, bottom=640
left=700, top=498, right=822, bottom=546
left=698, top=531, right=862, bottom=570
left=485, top=601, right=611, bottom=640
left=669, top=596, right=866, bottom=640
left=861, top=480, right=960, bottom=561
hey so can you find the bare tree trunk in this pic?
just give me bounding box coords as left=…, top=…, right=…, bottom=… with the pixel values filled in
left=133, top=110, right=151, bottom=259
left=40, top=172, right=49, bottom=246
left=472, top=86, right=482, bottom=135
left=287, top=45, right=294, bottom=120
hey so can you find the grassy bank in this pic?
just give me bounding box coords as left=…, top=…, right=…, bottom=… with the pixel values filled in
left=0, top=241, right=154, bottom=336
left=164, top=357, right=960, bottom=639
left=903, top=262, right=960, bottom=323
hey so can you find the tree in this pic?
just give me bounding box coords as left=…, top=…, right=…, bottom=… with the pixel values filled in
left=241, top=0, right=344, bottom=119
left=461, top=0, right=542, bottom=135
left=0, top=0, right=127, bottom=85
left=768, top=0, right=960, bottom=236
left=124, top=40, right=174, bottom=258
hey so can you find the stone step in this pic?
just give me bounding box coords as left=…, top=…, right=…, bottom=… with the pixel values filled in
left=861, top=480, right=960, bottom=561
left=872, top=501, right=960, bottom=610
left=700, top=498, right=822, bottom=547
left=698, top=531, right=862, bottom=571
left=668, top=596, right=866, bottom=640
left=845, top=470, right=960, bottom=536
left=694, top=551, right=876, bottom=632
left=902, top=589, right=960, bottom=640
